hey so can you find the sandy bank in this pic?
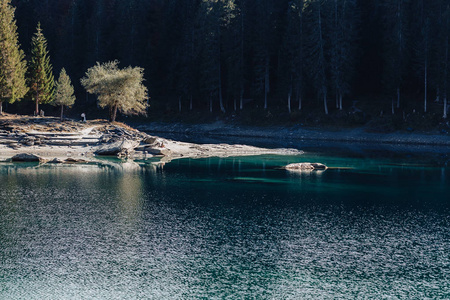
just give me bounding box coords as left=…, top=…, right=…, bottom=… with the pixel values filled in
left=0, top=115, right=302, bottom=163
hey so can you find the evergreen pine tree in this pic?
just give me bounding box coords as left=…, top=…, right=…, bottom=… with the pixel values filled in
left=53, top=68, right=75, bottom=121
left=329, top=0, right=358, bottom=111
left=250, top=0, right=273, bottom=110
left=223, top=0, right=245, bottom=111
left=381, top=0, right=410, bottom=113
left=282, top=0, right=305, bottom=113
left=197, top=0, right=223, bottom=113
left=167, top=0, right=198, bottom=112
left=305, top=0, right=329, bottom=115
left=440, top=2, right=450, bottom=119
left=28, top=23, right=54, bottom=116
left=0, top=0, right=28, bottom=114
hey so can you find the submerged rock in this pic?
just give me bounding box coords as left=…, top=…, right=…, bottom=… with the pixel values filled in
left=11, top=153, right=44, bottom=162
left=284, top=162, right=327, bottom=171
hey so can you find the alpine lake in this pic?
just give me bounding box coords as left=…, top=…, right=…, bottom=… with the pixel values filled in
left=1, top=136, right=449, bottom=299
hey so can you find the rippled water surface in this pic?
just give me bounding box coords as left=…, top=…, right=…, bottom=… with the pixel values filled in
left=0, top=150, right=449, bottom=299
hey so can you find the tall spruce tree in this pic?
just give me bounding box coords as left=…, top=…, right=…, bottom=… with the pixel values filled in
left=222, top=0, right=243, bottom=112
left=250, top=0, right=273, bottom=110
left=197, top=0, right=223, bottom=113
left=440, top=2, right=450, bottom=119
left=28, top=23, right=55, bottom=116
left=305, top=0, right=329, bottom=115
left=282, top=0, right=305, bottom=113
left=412, top=0, right=437, bottom=114
left=381, top=0, right=410, bottom=113
left=329, top=0, right=358, bottom=111
left=168, top=0, right=198, bottom=112
left=0, top=0, right=28, bottom=114
left=53, top=68, right=75, bottom=121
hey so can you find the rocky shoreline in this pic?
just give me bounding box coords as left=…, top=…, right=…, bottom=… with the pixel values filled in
left=135, top=121, right=450, bottom=147
left=0, top=115, right=302, bottom=164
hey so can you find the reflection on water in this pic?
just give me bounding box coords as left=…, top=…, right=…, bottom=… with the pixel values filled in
left=0, top=154, right=449, bottom=299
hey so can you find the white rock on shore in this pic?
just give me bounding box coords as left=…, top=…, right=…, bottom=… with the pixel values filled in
left=0, top=116, right=303, bottom=163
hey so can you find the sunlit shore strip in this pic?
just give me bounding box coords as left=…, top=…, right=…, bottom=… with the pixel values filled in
left=0, top=115, right=303, bottom=165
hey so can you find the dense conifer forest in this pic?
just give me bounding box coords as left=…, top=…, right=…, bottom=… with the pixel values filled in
left=4, top=0, right=450, bottom=128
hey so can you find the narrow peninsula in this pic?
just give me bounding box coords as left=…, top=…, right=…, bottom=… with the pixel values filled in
left=0, top=115, right=302, bottom=164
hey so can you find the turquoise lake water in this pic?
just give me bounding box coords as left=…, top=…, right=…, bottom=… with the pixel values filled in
left=0, top=147, right=449, bottom=299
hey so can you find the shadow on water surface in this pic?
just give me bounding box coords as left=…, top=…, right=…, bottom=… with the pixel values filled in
left=152, top=131, right=450, bottom=166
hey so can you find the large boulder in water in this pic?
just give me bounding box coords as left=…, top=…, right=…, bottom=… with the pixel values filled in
left=95, top=138, right=140, bottom=156
left=285, top=162, right=327, bottom=171
left=11, top=153, right=44, bottom=162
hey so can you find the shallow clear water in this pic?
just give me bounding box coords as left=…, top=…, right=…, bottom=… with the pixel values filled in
left=0, top=150, right=449, bottom=299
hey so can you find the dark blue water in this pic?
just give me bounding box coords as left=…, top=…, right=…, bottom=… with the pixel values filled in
left=0, top=150, right=449, bottom=299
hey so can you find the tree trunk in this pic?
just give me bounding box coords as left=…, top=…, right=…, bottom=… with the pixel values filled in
left=339, top=94, right=343, bottom=110
left=71, top=0, right=75, bottom=52
left=298, top=95, right=302, bottom=111
left=323, top=89, right=328, bottom=115
left=95, top=30, right=100, bottom=60
left=334, top=0, right=339, bottom=111
left=287, top=86, right=292, bottom=113
left=240, top=11, right=245, bottom=112
left=217, top=21, right=225, bottom=114
left=240, top=89, right=243, bottom=110
left=424, top=60, right=427, bottom=113
left=218, top=65, right=225, bottom=113
left=111, top=105, right=118, bottom=122
left=189, top=95, right=193, bottom=111
left=444, top=96, right=448, bottom=119
left=391, top=97, right=395, bottom=115
left=60, top=105, right=64, bottom=121
left=318, top=3, right=327, bottom=115
left=35, top=93, right=39, bottom=116
left=264, top=57, right=269, bottom=110
left=0, top=101, right=2, bottom=115
left=234, top=97, right=237, bottom=111
left=396, top=87, right=400, bottom=109
left=219, top=85, right=225, bottom=113
left=444, top=20, right=449, bottom=118
left=178, top=96, right=182, bottom=112
left=209, top=94, right=213, bottom=113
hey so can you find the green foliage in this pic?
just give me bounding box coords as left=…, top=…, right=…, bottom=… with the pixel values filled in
left=0, top=0, right=28, bottom=109
left=28, top=23, right=55, bottom=114
left=381, top=0, right=410, bottom=106
left=80, top=61, right=149, bottom=122
left=329, top=0, right=358, bottom=108
left=54, top=68, right=75, bottom=107
left=3, top=0, right=450, bottom=128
